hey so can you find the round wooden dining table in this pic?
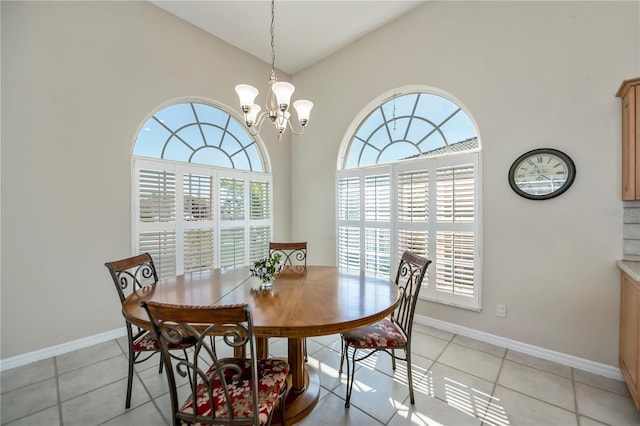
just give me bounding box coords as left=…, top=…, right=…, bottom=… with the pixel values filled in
left=122, top=265, right=399, bottom=424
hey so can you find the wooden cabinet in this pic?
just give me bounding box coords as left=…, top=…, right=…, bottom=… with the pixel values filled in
left=620, top=270, right=640, bottom=410
left=616, top=78, right=640, bottom=200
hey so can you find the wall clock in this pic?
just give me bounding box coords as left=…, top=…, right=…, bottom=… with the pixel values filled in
left=508, top=148, right=576, bottom=200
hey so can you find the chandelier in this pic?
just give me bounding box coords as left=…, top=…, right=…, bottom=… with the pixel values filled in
left=235, top=0, right=313, bottom=140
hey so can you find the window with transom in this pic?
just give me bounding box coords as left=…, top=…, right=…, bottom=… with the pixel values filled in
left=337, top=90, right=482, bottom=310
left=132, top=101, right=272, bottom=279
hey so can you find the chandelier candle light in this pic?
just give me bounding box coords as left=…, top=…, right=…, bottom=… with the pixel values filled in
left=235, top=0, right=313, bottom=140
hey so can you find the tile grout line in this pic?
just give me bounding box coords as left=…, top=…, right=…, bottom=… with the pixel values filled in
left=572, top=367, right=581, bottom=426
left=482, top=346, right=508, bottom=426
left=54, top=357, right=63, bottom=426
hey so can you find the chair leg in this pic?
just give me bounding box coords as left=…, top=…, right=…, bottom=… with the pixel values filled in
left=391, top=348, right=396, bottom=371
left=304, top=338, right=308, bottom=362
left=279, top=382, right=287, bottom=426
left=338, top=337, right=345, bottom=374
left=126, top=347, right=135, bottom=409
left=344, top=347, right=357, bottom=408
left=406, top=348, right=415, bottom=405
left=158, top=351, right=164, bottom=373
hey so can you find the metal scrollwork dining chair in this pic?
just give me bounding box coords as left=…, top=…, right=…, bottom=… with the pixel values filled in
left=269, top=241, right=308, bottom=360
left=269, top=241, right=307, bottom=268
left=104, top=253, right=195, bottom=408
left=141, top=301, right=290, bottom=426
left=338, top=251, right=431, bottom=408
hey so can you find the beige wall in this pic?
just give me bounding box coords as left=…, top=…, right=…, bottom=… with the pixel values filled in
left=1, top=0, right=639, bottom=369
left=0, top=1, right=293, bottom=359
left=292, top=1, right=639, bottom=366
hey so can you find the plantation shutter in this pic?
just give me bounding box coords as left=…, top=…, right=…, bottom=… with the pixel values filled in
left=250, top=181, right=270, bottom=220
left=220, top=178, right=244, bottom=221
left=397, top=170, right=429, bottom=269
left=363, top=173, right=391, bottom=276
left=183, top=229, right=214, bottom=272
left=134, top=159, right=272, bottom=275
left=337, top=176, right=361, bottom=268
left=434, top=161, right=477, bottom=301
left=139, top=231, right=176, bottom=279
left=139, top=169, right=176, bottom=223
left=336, top=152, right=480, bottom=309
left=436, top=164, right=475, bottom=223
left=219, top=227, right=245, bottom=267
left=249, top=226, right=271, bottom=262
left=338, top=226, right=360, bottom=269
left=137, top=168, right=176, bottom=278
left=181, top=173, right=215, bottom=273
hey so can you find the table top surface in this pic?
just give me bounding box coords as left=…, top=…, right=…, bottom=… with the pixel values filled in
left=122, top=265, right=399, bottom=338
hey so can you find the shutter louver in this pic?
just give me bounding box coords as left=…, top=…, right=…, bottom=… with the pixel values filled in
left=139, top=231, right=176, bottom=279
left=398, top=170, right=428, bottom=222
left=364, top=174, right=391, bottom=221
left=183, top=229, right=214, bottom=273
left=338, top=177, right=360, bottom=221
left=436, top=164, right=475, bottom=223
left=220, top=178, right=245, bottom=221
left=184, top=174, right=213, bottom=221
left=219, top=227, right=245, bottom=267
left=250, top=181, right=271, bottom=220
left=365, top=227, right=391, bottom=277
left=338, top=226, right=360, bottom=269
left=398, top=229, right=428, bottom=261
left=435, top=231, right=474, bottom=296
left=139, top=169, right=175, bottom=223
left=250, top=226, right=271, bottom=262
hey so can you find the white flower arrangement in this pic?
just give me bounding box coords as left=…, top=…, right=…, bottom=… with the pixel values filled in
left=250, top=253, right=283, bottom=285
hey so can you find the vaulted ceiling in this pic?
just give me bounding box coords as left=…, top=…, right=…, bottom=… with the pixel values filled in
left=150, top=1, right=427, bottom=74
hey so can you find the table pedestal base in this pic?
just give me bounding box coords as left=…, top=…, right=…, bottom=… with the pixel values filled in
left=271, top=364, right=320, bottom=425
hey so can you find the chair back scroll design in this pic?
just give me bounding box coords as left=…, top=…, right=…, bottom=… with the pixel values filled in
left=105, top=253, right=158, bottom=304
left=392, top=251, right=431, bottom=342
left=141, top=302, right=288, bottom=426
left=269, top=242, right=307, bottom=267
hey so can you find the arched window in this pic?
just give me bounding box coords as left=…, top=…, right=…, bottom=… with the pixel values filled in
left=337, top=89, right=482, bottom=310
left=132, top=101, right=272, bottom=278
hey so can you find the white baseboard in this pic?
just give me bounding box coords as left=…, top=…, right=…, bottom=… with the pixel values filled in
left=415, top=314, right=624, bottom=381
left=1, top=319, right=625, bottom=382
left=0, top=327, right=127, bottom=372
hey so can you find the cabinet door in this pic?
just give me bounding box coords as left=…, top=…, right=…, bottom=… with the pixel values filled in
left=620, top=272, right=640, bottom=407
left=621, top=85, right=637, bottom=200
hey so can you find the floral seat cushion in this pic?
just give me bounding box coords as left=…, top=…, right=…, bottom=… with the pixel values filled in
left=342, top=318, right=407, bottom=349
left=179, top=358, right=289, bottom=425
left=133, top=330, right=195, bottom=351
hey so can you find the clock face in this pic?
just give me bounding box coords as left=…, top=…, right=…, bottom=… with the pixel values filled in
left=508, top=149, right=576, bottom=200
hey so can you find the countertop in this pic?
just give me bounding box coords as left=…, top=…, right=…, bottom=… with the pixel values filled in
left=617, top=260, right=640, bottom=281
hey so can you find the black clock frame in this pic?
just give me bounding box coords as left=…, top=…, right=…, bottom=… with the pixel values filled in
left=508, top=148, right=576, bottom=200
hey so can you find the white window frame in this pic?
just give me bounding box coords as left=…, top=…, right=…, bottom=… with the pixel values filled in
left=336, top=86, right=482, bottom=311
left=336, top=152, right=482, bottom=310
left=132, top=157, right=273, bottom=276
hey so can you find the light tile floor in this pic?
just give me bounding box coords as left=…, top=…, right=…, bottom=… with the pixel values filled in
left=2, top=323, right=640, bottom=425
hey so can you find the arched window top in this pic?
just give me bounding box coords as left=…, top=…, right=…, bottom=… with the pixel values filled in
left=133, top=101, right=266, bottom=172
left=342, top=91, right=480, bottom=169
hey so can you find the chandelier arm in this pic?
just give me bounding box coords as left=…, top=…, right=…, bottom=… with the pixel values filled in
left=285, top=116, right=306, bottom=136
left=251, top=112, right=270, bottom=135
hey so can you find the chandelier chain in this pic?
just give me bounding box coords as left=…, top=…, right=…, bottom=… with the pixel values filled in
left=270, top=0, right=276, bottom=74
left=234, top=0, right=313, bottom=139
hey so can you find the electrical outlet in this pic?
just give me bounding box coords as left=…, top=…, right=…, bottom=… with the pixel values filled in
left=497, top=304, right=507, bottom=318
